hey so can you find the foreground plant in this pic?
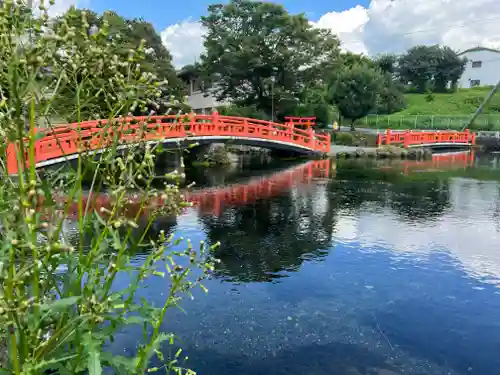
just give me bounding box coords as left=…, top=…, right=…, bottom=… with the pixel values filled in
left=0, top=1, right=213, bottom=374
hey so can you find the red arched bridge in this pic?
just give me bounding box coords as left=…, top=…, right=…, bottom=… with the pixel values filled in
left=6, top=114, right=331, bottom=175
left=53, top=160, right=332, bottom=219
left=376, top=129, right=476, bottom=148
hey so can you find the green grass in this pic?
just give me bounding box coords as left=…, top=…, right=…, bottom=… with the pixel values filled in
left=359, top=87, right=500, bottom=130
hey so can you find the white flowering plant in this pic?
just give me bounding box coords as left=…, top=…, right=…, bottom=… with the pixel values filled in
left=0, top=1, right=215, bottom=374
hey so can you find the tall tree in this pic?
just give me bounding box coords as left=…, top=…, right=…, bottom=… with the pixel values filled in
left=328, top=64, right=383, bottom=129
left=375, top=73, right=407, bottom=114
left=398, top=45, right=441, bottom=93
left=53, top=8, right=183, bottom=120
left=200, top=0, right=341, bottom=116
left=433, top=46, right=467, bottom=92
left=374, top=53, right=398, bottom=75
left=398, top=45, right=466, bottom=93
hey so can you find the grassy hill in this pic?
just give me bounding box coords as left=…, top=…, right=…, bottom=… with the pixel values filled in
left=361, top=87, right=500, bottom=130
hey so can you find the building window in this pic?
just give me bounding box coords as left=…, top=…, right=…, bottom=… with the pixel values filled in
left=472, top=61, right=482, bottom=68
left=470, top=79, right=481, bottom=87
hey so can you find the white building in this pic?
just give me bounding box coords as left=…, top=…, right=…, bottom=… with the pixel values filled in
left=458, top=46, right=500, bottom=88
left=185, top=84, right=229, bottom=114
left=178, top=69, right=229, bottom=114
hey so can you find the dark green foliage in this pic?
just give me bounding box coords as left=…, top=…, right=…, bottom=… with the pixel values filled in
left=375, top=74, right=407, bottom=114
left=398, top=45, right=466, bottom=93
left=334, top=132, right=355, bottom=145
left=340, top=51, right=376, bottom=69
left=52, top=8, right=183, bottom=121
left=218, top=105, right=270, bottom=120
left=200, top=0, right=341, bottom=115
left=328, top=64, right=384, bottom=125
left=374, top=54, right=398, bottom=75
left=398, top=45, right=440, bottom=93
left=433, top=46, right=467, bottom=92
left=289, top=103, right=337, bottom=128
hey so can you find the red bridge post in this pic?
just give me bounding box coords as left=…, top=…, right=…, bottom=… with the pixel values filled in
left=385, top=129, right=392, bottom=145
left=6, top=142, right=19, bottom=175
left=404, top=130, right=410, bottom=148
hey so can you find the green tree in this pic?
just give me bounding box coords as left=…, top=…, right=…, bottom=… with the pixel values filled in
left=375, top=73, right=407, bottom=114
left=398, top=45, right=466, bottom=93
left=328, top=64, right=383, bottom=129
left=433, top=46, right=467, bottom=92
left=200, top=0, right=341, bottom=116
left=288, top=85, right=339, bottom=127
left=53, top=8, right=183, bottom=120
left=340, top=51, right=375, bottom=69
left=218, top=104, right=270, bottom=120
left=374, top=53, right=398, bottom=75
left=398, top=45, right=440, bottom=92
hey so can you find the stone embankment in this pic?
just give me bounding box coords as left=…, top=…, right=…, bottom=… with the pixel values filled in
left=330, top=145, right=433, bottom=160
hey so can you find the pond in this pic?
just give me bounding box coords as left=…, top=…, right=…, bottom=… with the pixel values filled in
left=113, top=151, right=500, bottom=375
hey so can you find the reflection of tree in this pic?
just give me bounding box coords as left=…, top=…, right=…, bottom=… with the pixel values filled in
left=329, top=164, right=451, bottom=221
left=58, top=215, right=178, bottom=257
left=389, top=179, right=450, bottom=221
left=201, top=192, right=336, bottom=282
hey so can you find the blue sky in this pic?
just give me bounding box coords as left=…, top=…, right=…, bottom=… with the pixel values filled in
left=80, top=0, right=499, bottom=68
left=89, top=0, right=370, bottom=31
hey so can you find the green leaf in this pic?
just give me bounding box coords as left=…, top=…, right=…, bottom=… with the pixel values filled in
left=125, top=315, right=149, bottom=325
left=40, top=296, right=80, bottom=311
left=101, top=353, right=136, bottom=372
left=26, top=354, right=78, bottom=372
left=85, top=334, right=103, bottom=375
left=146, top=333, right=173, bottom=362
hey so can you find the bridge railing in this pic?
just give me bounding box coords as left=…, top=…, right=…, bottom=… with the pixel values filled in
left=376, top=129, right=476, bottom=148
left=6, top=113, right=331, bottom=174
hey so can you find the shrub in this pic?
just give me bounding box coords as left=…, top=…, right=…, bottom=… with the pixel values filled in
left=334, top=132, right=355, bottom=145
left=218, top=105, right=269, bottom=120
left=0, top=2, right=214, bottom=374
left=205, top=145, right=232, bottom=166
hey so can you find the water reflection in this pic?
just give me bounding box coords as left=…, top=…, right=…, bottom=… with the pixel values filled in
left=109, top=152, right=500, bottom=374
left=202, top=190, right=335, bottom=282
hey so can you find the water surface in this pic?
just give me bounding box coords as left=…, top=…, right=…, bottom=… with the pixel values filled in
left=115, top=152, right=500, bottom=375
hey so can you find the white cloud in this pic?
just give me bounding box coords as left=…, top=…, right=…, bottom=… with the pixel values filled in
left=334, top=178, right=500, bottom=284
left=160, top=20, right=206, bottom=68
left=315, top=0, right=500, bottom=56
left=312, top=5, right=369, bottom=54
left=161, top=0, right=500, bottom=67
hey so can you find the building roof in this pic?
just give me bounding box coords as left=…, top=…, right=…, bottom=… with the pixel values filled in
left=458, top=46, right=500, bottom=55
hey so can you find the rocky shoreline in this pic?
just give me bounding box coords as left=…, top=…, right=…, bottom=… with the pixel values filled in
left=331, top=145, right=433, bottom=160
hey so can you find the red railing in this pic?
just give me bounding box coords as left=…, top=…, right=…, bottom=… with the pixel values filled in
left=54, top=160, right=332, bottom=219
left=376, top=129, right=476, bottom=148
left=6, top=113, right=331, bottom=174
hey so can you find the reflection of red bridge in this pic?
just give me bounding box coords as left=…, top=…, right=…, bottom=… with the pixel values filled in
left=7, top=114, right=331, bottom=175
left=185, top=160, right=331, bottom=216
left=401, top=151, right=475, bottom=174
left=62, top=160, right=332, bottom=218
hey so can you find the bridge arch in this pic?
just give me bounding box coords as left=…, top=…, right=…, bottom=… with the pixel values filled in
left=6, top=113, right=331, bottom=175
